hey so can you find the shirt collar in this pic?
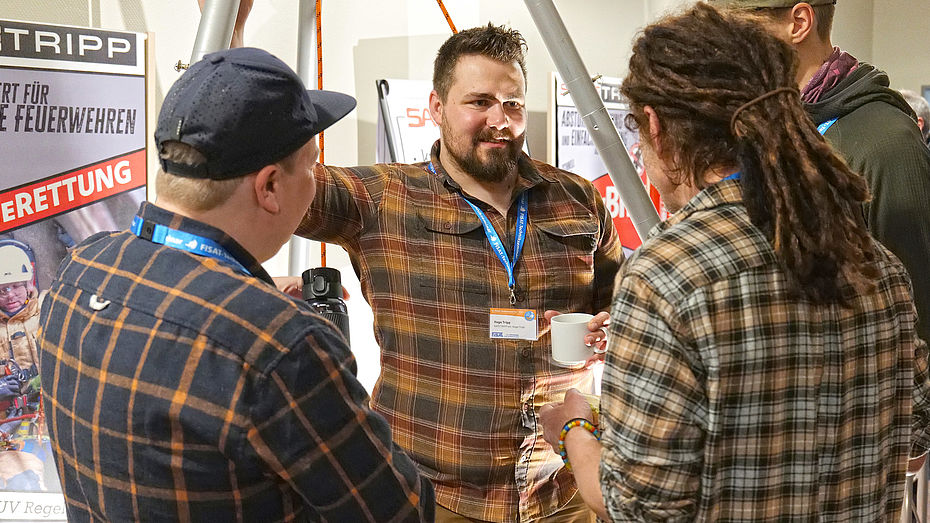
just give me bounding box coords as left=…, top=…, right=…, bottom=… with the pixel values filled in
left=425, top=140, right=553, bottom=195
left=136, top=201, right=274, bottom=285
left=649, top=178, right=744, bottom=239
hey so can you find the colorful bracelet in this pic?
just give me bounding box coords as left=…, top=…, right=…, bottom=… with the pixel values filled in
left=558, top=417, right=600, bottom=471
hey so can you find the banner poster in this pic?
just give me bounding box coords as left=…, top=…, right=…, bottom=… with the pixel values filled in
left=376, top=78, right=437, bottom=163
left=551, top=73, right=668, bottom=254
left=0, top=19, right=148, bottom=520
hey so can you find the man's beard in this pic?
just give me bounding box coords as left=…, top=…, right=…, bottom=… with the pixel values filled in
left=444, top=125, right=525, bottom=183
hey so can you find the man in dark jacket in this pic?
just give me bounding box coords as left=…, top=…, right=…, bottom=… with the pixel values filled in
left=714, top=0, right=930, bottom=343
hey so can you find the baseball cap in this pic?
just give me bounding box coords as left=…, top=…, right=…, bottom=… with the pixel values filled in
left=155, top=47, right=356, bottom=180
left=710, top=0, right=835, bottom=7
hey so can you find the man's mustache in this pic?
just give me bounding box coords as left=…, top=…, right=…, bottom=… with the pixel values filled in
left=473, top=129, right=523, bottom=144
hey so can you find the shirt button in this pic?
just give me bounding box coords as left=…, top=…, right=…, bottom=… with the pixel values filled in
left=521, top=347, right=532, bottom=358
left=443, top=222, right=452, bottom=230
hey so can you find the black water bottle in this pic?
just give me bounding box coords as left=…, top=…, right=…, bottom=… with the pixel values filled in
left=302, top=267, right=350, bottom=346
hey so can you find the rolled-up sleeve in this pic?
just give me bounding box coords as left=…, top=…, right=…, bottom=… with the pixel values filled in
left=600, top=274, right=704, bottom=522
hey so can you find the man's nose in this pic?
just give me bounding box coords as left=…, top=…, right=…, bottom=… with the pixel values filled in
left=487, top=103, right=509, bottom=129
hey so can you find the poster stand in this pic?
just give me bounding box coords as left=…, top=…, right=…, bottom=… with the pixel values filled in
left=0, top=19, right=150, bottom=521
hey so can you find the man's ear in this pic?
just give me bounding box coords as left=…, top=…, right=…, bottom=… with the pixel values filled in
left=643, top=105, right=664, bottom=158
left=787, top=3, right=817, bottom=45
left=428, top=89, right=444, bottom=126
left=252, top=164, right=282, bottom=214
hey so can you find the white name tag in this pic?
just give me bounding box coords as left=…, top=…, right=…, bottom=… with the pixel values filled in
left=489, top=308, right=537, bottom=340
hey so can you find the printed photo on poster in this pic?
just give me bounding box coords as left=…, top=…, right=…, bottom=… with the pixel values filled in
left=0, top=19, right=148, bottom=521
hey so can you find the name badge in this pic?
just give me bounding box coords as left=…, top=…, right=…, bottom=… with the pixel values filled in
left=489, top=308, right=537, bottom=340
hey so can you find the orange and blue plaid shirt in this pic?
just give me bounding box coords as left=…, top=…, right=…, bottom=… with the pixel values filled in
left=601, top=179, right=930, bottom=521
left=38, top=202, right=434, bottom=522
left=296, top=142, right=624, bottom=521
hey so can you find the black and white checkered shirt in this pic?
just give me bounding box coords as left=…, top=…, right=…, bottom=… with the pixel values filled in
left=601, top=179, right=930, bottom=521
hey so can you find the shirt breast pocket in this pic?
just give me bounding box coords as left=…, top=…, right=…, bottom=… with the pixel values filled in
left=534, top=215, right=598, bottom=263
left=531, top=215, right=599, bottom=310
left=411, top=210, right=489, bottom=296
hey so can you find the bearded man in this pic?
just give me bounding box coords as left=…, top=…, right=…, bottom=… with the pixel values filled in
left=293, top=23, right=623, bottom=523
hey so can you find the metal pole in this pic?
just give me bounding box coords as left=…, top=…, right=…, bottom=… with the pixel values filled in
left=525, top=0, right=659, bottom=240
left=295, top=0, right=318, bottom=84
left=190, top=0, right=241, bottom=64
left=377, top=80, right=399, bottom=162
left=288, top=0, right=319, bottom=277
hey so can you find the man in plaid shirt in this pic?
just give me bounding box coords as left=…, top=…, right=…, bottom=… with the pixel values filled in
left=38, top=47, right=434, bottom=522
left=540, top=5, right=930, bottom=521
left=295, top=25, right=624, bottom=522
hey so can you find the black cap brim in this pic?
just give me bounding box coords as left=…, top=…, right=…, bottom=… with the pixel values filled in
left=307, top=89, right=357, bottom=135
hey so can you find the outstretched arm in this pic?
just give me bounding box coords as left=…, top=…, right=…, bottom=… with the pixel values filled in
left=197, top=0, right=254, bottom=48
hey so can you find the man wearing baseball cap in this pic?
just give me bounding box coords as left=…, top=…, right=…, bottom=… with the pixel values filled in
left=711, top=0, right=930, bottom=348
left=38, top=47, right=434, bottom=522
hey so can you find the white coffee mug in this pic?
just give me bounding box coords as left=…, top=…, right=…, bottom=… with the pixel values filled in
left=550, top=313, right=594, bottom=367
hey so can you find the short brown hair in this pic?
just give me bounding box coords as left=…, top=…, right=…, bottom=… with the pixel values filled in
left=432, top=23, right=527, bottom=101
left=753, top=3, right=834, bottom=42
left=811, top=4, right=834, bottom=41
left=155, top=141, right=303, bottom=211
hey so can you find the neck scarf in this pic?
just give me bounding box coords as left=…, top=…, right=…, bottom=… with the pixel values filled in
left=801, top=47, right=859, bottom=104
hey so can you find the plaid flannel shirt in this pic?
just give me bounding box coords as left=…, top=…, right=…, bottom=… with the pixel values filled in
left=38, top=202, right=433, bottom=522
left=295, top=142, right=624, bottom=521
left=601, top=179, right=930, bottom=521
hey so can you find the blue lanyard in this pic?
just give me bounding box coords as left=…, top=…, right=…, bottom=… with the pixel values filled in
left=428, top=162, right=528, bottom=304
left=720, top=171, right=741, bottom=182
left=817, top=118, right=838, bottom=135
left=131, top=216, right=251, bottom=275
left=464, top=192, right=528, bottom=305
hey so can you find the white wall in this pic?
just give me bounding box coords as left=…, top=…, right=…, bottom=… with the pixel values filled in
left=830, top=0, right=874, bottom=64
left=3, top=0, right=927, bottom=391
left=872, top=0, right=930, bottom=91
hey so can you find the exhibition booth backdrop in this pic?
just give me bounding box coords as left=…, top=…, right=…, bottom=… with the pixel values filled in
left=0, top=0, right=913, bottom=398
left=0, top=18, right=151, bottom=519
left=0, top=1, right=927, bottom=519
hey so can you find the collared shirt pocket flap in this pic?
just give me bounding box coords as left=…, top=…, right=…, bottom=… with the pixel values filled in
left=417, top=207, right=483, bottom=236
left=534, top=214, right=599, bottom=252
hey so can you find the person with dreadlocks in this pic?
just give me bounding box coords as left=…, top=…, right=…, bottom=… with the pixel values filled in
left=711, top=0, right=930, bottom=381
left=539, top=3, right=930, bottom=521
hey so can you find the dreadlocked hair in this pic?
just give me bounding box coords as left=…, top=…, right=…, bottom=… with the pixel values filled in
left=621, top=2, right=879, bottom=304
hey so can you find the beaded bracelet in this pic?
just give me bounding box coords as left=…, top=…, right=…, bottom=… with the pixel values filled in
left=558, top=417, right=600, bottom=471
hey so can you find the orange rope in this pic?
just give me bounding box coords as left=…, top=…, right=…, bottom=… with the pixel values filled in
left=313, top=0, right=452, bottom=267
left=315, top=0, right=324, bottom=165
left=435, top=0, right=457, bottom=33
left=315, top=0, right=327, bottom=267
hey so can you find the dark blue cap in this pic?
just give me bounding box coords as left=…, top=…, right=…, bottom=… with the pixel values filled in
left=155, top=47, right=356, bottom=179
